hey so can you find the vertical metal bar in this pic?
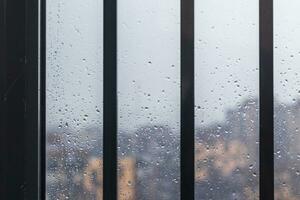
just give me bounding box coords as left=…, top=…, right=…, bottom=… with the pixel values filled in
left=24, top=0, right=41, bottom=198
left=103, top=0, right=117, bottom=199
left=0, top=0, right=40, bottom=198
left=259, top=0, right=274, bottom=199
left=181, top=0, right=194, bottom=199
left=0, top=1, right=7, bottom=197
left=40, top=0, right=46, bottom=199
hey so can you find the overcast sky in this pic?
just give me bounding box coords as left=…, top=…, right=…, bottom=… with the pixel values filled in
left=46, top=0, right=300, bottom=131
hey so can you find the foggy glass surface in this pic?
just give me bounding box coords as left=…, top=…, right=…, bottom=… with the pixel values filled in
left=195, top=0, right=259, bottom=199
left=46, top=0, right=103, bottom=199
left=274, top=0, right=300, bottom=199
left=117, top=0, right=180, bottom=199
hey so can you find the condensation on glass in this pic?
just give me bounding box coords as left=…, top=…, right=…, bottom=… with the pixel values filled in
left=46, top=0, right=103, bottom=199
left=274, top=0, right=300, bottom=199
left=117, top=0, right=180, bottom=199
left=195, top=0, right=259, bottom=199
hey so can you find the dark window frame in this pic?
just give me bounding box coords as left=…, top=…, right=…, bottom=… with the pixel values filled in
left=0, top=0, right=40, bottom=199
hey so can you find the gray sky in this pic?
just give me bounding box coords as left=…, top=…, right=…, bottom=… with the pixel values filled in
left=275, top=0, right=300, bottom=104
left=46, top=0, right=300, bottom=131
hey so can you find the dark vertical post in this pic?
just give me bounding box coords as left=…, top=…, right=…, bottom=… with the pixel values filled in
left=259, top=0, right=274, bottom=199
left=40, top=0, right=47, bottom=199
left=0, top=2, right=7, bottom=199
left=24, top=0, right=40, bottom=199
left=0, top=0, right=40, bottom=198
left=103, top=0, right=117, bottom=199
left=181, top=0, right=194, bottom=199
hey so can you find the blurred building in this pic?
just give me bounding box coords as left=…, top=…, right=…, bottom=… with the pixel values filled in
left=46, top=97, right=300, bottom=199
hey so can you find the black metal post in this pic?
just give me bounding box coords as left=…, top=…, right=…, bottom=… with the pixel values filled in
left=181, top=0, right=195, bottom=199
left=259, top=0, right=274, bottom=199
left=103, top=0, right=117, bottom=199
left=24, top=0, right=40, bottom=199
left=40, top=0, right=47, bottom=199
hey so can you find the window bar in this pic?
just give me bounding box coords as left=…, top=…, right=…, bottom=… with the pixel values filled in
left=0, top=1, right=6, bottom=196
left=23, top=0, right=41, bottom=198
left=259, top=0, right=274, bottom=199
left=181, top=0, right=195, bottom=199
left=40, top=0, right=46, bottom=199
left=103, top=0, right=117, bottom=199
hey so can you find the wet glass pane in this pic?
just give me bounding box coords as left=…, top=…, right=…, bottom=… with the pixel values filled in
left=46, top=0, right=103, bottom=199
left=274, top=0, right=300, bottom=199
left=117, top=1, right=180, bottom=199
left=195, top=0, right=259, bottom=199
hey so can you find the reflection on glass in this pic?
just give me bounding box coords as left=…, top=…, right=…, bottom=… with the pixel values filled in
left=117, top=0, right=180, bottom=199
left=46, top=0, right=103, bottom=199
left=195, top=0, right=259, bottom=199
left=274, top=0, right=300, bottom=199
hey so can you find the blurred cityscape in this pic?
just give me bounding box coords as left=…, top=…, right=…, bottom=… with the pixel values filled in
left=46, top=98, right=300, bottom=200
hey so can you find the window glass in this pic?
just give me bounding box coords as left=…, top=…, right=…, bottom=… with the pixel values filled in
left=274, top=0, right=300, bottom=198
left=46, top=0, right=103, bottom=199
left=117, top=1, right=180, bottom=199
left=195, top=0, right=259, bottom=199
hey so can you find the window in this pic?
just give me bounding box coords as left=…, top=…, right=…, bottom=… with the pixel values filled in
left=2, top=0, right=289, bottom=199
left=274, top=0, right=300, bottom=199
left=195, top=0, right=259, bottom=199
left=117, top=0, right=180, bottom=199
left=46, top=0, right=103, bottom=199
